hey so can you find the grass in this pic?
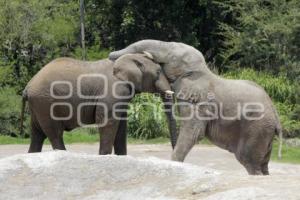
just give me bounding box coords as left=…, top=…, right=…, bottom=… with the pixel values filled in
left=0, top=130, right=98, bottom=145
left=0, top=135, right=31, bottom=144
left=0, top=129, right=170, bottom=145
left=128, top=137, right=169, bottom=144
left=0, top=132, right=299, bottom=164
left=271, top=141, right=300, bottom=164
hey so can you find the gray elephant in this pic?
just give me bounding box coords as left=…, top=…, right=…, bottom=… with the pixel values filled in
left=20, top=53, right=177, bottom=155
left=109, top=40, right=283, bottom=175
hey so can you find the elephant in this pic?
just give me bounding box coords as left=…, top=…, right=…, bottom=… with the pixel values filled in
left=109, top=40, right=283, bottom=175
left=20, top=53, right=177, bottom=155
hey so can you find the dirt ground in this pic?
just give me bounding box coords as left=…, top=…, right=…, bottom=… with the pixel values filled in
left=0, top=144, right=299, bottom=199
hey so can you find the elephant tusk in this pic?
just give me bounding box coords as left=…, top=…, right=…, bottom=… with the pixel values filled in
left=165, top=90, right=175, bottom=99
left=165, top=90, right=174, bottom=95
left=143, top=51, right=154, bottom=60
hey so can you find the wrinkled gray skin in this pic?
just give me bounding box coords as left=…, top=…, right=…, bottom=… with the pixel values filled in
left=109, top=40, right=283, bottom=175
left=22, top=54, right=175, bottom=155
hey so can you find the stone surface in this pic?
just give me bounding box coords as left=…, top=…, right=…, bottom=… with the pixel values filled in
left=0, top=145, right=299, bottom=200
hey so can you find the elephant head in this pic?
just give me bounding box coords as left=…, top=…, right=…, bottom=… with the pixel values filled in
left=112, top=53, right=178, bottom=148
left=113, top=53, right=171, bottom=94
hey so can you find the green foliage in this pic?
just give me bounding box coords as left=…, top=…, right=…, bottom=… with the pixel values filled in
left=0, top=0, right=80, bottom=91
left=127, top=93, right=168, bottom=139
left=0, top=87, right=29, bottom=137
left=85, top=0, right=228, bottom=63
left=85, top=0, right=300, bottom=76
left=271, top=140, right=300, bottom=164
left=71, top=39, right=110, bottom=61
left=275, top=102, right=300, bottom=138
left=0, top=135, right=30, bottom=144
left=0, top=65, right=15, bottom=87
left=223, top=68, right=297, bottom=103
left=218, top=0, right=300, bottom=77
left=61, top=129, right=99, bottom=144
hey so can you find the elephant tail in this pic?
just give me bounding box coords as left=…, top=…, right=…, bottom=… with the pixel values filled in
left=20, top=89, right=28, bottom=137
left=274, top=110, right=283, bottom=160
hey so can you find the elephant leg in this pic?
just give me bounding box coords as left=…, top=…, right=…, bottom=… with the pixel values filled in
left=99, top=119, right=120, bottom=155
left=236, top=138, right=266, bottom=175
left=261, top=143, right=272, bottom=175
left=39, top=121, right=66, bottom=150
left=114, top=113, right=128, bottom=155
left=49, top=136, right=66, bottom=150
left=28, top=116, right=46, bottom=153
left=171, top=120, right=206, bottom=162
left=244, top=163, right=263, bottom=175
left=261, top=160, right=270, bottom=175
left=235, top=150, right=263, bottom=175
left=46, top=128, right=65, bottom=150
left=239, top=129, right=274, bottom=175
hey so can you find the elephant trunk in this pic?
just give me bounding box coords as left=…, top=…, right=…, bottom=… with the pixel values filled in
left=109, top=46, right=136, bottom=61
left=162, top=93, right=177, bottom=149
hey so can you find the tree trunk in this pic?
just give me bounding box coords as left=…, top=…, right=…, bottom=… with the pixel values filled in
left=80, top=0, right=86, bottom=60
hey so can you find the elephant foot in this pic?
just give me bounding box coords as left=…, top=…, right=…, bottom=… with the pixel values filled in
left=99, top=149, right=113, bottom=155
left=171, top=152, right=184, bottom=162
left=247, top=170, right=263, bottom=176
left=261, top=162, right=270, bottom=175
left=245, top=164, right=264, bottom=175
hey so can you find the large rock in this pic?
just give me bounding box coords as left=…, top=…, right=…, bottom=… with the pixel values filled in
left=0, top=151, right=299, bottom=200
left=0, top=151, right=218, bottom=200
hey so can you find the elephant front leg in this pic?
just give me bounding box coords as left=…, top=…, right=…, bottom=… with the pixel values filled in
left=99, top=119, right=120, bottom=155
left=171, top=120, right=206, bottom=162
left=113, top=113, right=128, bottom=155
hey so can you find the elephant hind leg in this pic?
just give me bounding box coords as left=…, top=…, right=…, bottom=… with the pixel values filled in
left=248, top=148, right=271, bottom=175
left=235, top=140, right=264, bottom=175
left=235, top=152, right=263, bottom=175
left=48, top=134, right=66, bottom=150
left=38, top=120, right=66, bottom=150
left=261, top=142, right=273, bottom=175
left=28, top=116, right=46, bottom=153
left=236, top=137, right=274, bottom=175
left=46, top=127, right=65, bottom=150
left=261, top=161, right=269, bottom=175
left=244, top=163, right=263, bottom=175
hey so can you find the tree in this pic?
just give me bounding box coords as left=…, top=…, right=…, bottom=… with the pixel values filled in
left=85, top=0, right=230, bottom=65
left=0, top=0, right=80, bottom=91
left=218, top=0, right=300, bottom=76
